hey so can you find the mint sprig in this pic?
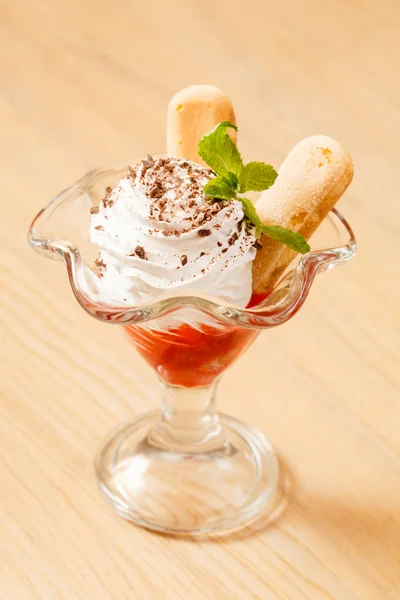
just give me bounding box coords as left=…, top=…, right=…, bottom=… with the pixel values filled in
left=239, top=161, right=277, bottom=193
left=198, top=121, right=243, bottom=177
left=204, top=173, right=238, bottom=199
left=199, top=122, right=311, bottom=254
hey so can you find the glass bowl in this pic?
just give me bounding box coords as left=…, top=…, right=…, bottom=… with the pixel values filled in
left=28, top=164, right=356, bottom=536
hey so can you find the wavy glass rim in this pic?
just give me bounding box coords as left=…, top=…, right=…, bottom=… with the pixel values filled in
left=28, top=166, right=357, bottom=330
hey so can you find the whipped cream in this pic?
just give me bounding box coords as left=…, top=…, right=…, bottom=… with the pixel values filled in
left=89, top=156, right=256, bottom=307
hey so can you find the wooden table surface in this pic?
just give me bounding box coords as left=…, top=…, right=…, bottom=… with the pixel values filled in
left=2, top=1, right=400, bottom=598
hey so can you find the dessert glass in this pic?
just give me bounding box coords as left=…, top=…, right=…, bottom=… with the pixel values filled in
left=28, top=164, right=356, bottom=536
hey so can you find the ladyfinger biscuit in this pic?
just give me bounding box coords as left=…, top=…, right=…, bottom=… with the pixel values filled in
left=167, top=85, right=236, bottom=165
left=252, top=135, right=354, bottom=294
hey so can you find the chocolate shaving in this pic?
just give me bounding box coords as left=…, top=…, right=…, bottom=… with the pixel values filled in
left=180, top=255, right=188, bottom=266
left=150, top=182, right=164, bottom=199
left=94, top=225, right=104, bottom=231
left=253, top=240, right=263, bottom=250
left=128, top=165, right=137, bottom=178
left=199, top=252, right=206, bottom=257
left=217, top=241, right=222, bottom=247
left=198, top=229, right=211, bottom=237
left=222, top=248, right=228, bottom=253
left=141, top=154, right=155, bottom=170
left=102, top=186, right=114, bottom=208
left=228, top=232, right=239, bottom=246
left=94, top=258, right=106, bottom=277
left=245, top=221, right=253, bottom=235
left=133, top=246, right=147, bottom=260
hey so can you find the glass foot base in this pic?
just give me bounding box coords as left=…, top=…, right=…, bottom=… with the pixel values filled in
left=95, top=411, right=280, bottom=536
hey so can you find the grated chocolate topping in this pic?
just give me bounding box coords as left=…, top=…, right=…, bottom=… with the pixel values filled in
left=130, top=245, right=147, bottom=260
left=228, top=232, right=239, bottom=246
left=131, top=157, right=229, bottom=234
left=96, top=157, right=255, bottom=247
left=102, top=186, right=114, bottom=208
left=94, top=257, right=107, bottom=277
left=90, top=156, right=257, bottom=289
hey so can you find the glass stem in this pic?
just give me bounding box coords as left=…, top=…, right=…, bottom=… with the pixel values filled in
left=148, top=378, right=228, bottom=453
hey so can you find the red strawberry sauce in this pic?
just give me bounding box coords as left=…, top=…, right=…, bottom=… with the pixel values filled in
left=124, top=292, right=269, bottom=387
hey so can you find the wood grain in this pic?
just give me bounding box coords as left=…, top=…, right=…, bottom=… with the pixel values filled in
left=1, top=0, right=400, bottom=598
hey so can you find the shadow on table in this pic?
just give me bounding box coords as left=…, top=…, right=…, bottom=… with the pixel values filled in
left=285, top=490, right=400, bottom=590
left=166, top=460, right=400, bottom=571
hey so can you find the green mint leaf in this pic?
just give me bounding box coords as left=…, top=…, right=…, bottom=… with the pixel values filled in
left=198, top=121, right=243, bottom=177
left=204, top=173, right=238, bottom=200
left=238, top=161, right=278, bottom=193
left=239, top=197, right=264, bottom=234
left=223, top=171, right=239, bottom=189
left=259, top=224, right=311, bottom=254
left=239, top=197, right=310, bottom=253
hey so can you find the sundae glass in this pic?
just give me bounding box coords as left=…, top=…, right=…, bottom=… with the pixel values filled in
left=29, top=167, right=356, bottom=534
left=28, top=86, right=356, bottom=535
